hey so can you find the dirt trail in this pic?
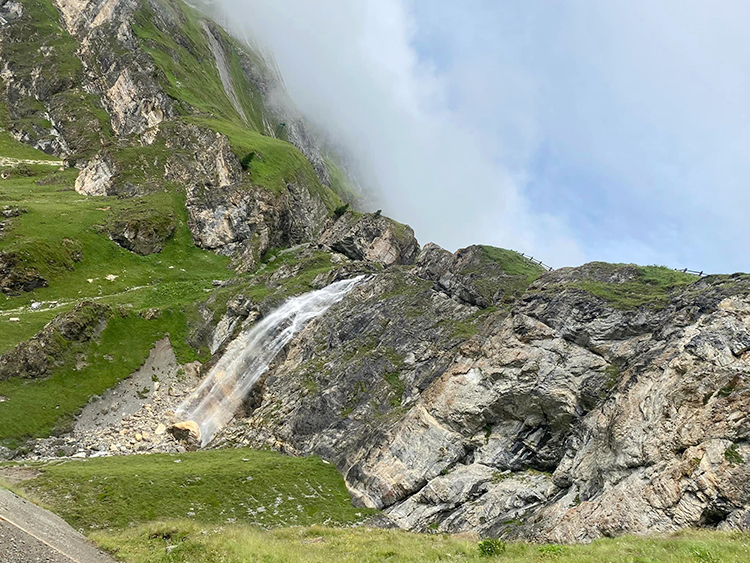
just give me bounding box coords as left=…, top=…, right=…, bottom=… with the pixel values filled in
left=0, top=488, right=115, bottom=563
left=0, top=156, right=63, bottom=167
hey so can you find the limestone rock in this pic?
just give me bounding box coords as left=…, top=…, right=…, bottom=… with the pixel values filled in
left=168, top=420, right=201, bottom=449
left=318, top=211, right=419, bottom=266
left=74, top=154, right=115, bottom=196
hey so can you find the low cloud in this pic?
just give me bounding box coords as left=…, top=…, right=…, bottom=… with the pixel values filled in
left=207, top=0, right=749, bottom=273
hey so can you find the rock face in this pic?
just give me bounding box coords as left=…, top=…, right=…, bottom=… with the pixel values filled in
left=0, top=252, right=47, bottom=295
left=415, top=243, right=546, bottom=308
left=218, top=253, right=750, bottom=542
left=74, top=153, right=115, bottom=196
left=319, top=211, right=420, bottom=266
left=0, top=302, right=111, bottom=380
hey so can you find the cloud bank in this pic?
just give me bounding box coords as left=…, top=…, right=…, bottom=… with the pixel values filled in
left=208, top=0, right=750, bottom=273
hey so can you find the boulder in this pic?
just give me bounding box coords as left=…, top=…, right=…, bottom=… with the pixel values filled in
left=74, top=153, right=115, bottom=196
left=168, top=420, right=201, bottom=450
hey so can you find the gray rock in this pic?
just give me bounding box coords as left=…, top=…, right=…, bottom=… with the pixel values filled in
left=318, top=211, right=419, bottom=266
left=218, top=264, right=750, bottom=542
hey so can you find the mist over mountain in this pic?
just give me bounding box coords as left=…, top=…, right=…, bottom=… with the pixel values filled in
left=203, top=0, right=750, bottom=274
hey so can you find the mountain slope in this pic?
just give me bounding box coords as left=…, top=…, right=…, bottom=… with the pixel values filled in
left=1, top=0, right=750, bottom=551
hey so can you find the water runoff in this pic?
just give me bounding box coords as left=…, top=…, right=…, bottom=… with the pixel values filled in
left=175, top=276, right=365, bottom=446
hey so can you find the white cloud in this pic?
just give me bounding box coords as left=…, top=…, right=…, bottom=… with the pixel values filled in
left=207, top=0, right=750, bottom=273
left=207, top=0, right=584, bottom=267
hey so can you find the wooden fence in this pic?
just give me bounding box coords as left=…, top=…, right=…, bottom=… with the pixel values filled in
left=515, top=251, right=554, bottom=272
left=515, top=251, right=708, bottom=277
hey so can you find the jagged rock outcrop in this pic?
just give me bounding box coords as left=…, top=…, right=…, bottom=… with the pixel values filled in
left=106, top=206, right=176, bottom=255
left=217, top=254, right=750, bottom=542
left=74, top=152, right=115, bottom=195
left=416, top=243, right=546, bottom=308
left=0, top=302, right=111, bottom=380
left=318, top=211, right=419, bottom=266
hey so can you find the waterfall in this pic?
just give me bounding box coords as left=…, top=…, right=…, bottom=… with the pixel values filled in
left=175, top=275, right=365, bottom=446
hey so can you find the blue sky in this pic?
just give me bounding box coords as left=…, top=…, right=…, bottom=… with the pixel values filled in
left=213, top=0, right=750, bottom=273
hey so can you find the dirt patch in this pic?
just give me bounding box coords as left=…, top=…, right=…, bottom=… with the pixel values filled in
left=0, top=465, right=41, bottom=486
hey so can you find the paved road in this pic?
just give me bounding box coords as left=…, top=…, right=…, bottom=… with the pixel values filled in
left=0, top=489, right=115, bottom=563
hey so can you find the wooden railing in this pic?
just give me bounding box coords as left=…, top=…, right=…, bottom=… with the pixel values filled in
left=514, top=251, right=709, bottom=277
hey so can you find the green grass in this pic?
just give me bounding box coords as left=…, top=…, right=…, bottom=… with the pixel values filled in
left=0, top=309, right=196, bottom=447
left=132, top=0, right=342, bottom=210
left=190, top=117, right=343, bottom=211
left=90, top=522, right=750, bottom=563
left=21, top=448, right=371, bottom=530
left=577, top=264, right=698, bottom=310
left=0, top=166, right=235, bottom=446
left=456, top=246, right=547, bottom=306
left=478, top=246, right=547, bottom=279
left=0, top=169, right=231, bottom=319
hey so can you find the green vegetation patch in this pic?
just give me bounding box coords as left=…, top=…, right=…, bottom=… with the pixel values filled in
left=0, top=169, right=231, bottom=342
left=191, top=117, right=343, bottom=211
left=90, top=522, right=750, bottom=563
left=23, top=448, right=371, bottom=530
left=577, top=264, right=697, bottom=310
left=458, top=246, right=547, bottom=306
left=0, top=309, right=195, bottom=448
left=478, top=246, right=547, bottom=279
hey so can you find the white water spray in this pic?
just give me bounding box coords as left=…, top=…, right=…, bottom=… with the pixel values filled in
left=176, top=276, right=365, bottom=446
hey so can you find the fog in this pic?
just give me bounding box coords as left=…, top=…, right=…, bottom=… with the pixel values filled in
left=205, top=0, right=750, bottom=272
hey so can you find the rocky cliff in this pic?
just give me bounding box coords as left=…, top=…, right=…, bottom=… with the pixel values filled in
left=216, top=256, right=750, bottom=542
left=0, top=0, right=749, bottom=547
left=0, top=0, right=354, bottom=274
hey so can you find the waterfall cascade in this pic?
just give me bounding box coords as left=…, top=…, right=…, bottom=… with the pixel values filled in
left=176, top=276, right=365, bottom=446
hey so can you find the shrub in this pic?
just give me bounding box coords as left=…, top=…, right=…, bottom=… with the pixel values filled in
left=240, top=152, right=255, bottom=170
left=724, top=444, right=744, bottom=465
left=478, top=538, right=506, bottom=557
left=333, top=203, right=349, bottom=218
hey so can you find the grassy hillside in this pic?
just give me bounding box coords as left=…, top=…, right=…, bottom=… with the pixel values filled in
left=576, top=263, right=698, bottom=309
left=18, top=448, right=371, bottom=529
left=8, top=451, right=750, bottom=562
left=132, top=0, right=342, bottom=210
left=92, top=524, right=750, bottom=563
